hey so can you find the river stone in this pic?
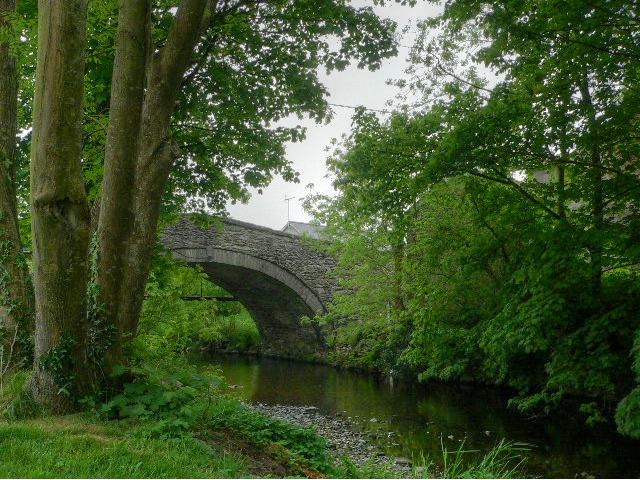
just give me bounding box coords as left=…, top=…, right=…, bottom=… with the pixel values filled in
left=246, top=402, right=413, bottom=477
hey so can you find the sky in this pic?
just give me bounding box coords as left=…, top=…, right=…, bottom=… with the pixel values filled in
left=226, top=1, right=443, bottom=230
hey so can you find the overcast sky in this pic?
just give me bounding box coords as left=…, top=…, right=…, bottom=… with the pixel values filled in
left=226, top=1, right=442, bottom=230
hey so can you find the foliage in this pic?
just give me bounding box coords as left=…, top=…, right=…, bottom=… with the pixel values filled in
left=400, top=178, right=519, bottom=383
left=204, top=395, right=335, bottom=475
left=305, top=208, right=414, bottom=374
left=197, top=309, right=260, bottom=353
left=616, top=311, right=640, bottom=438
left=8, top=0, right=405, bottom=217
left=98, top=255, right=261, bottom=438
left=2, top=0, right=410, bottom=410
left=0, top=369, right=40, bottom=420
left=76, top=0, right=403, bottom=217
left=137, top=253, right=260, bottom=360
left=305, top=0, right=640, bottom=434
left=39, top=336, right=79, bottom=398
left=100, top=364, right=222, bottom=438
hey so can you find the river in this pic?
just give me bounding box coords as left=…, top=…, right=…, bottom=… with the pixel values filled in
left=206, top=353, right=640, bottom=478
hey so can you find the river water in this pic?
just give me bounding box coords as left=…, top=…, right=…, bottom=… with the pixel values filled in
left=206, top=353, right=640, bottom=478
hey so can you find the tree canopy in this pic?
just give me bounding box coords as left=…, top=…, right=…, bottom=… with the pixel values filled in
left=306, top=0, right=640, bottom=435
left=0, top=0, right=407, bottom=411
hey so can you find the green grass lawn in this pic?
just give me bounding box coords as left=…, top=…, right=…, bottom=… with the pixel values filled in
left=0, top=415, right=247, bottom=478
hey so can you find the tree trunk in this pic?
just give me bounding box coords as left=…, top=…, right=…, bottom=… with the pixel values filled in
left=96, top=0, right=208, bottom=375
left=391, top=240, right=406, bottom=314
left=29, top=0, right=91, bottom=411
left=579, top=76, right=604, bottom=298
left=94, top=0, right=152, bottom=375
left=0, top=0, right=33, bottom=374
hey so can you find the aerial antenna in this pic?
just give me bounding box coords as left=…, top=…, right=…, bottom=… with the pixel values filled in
left=284, top=195, right=295, bottom=223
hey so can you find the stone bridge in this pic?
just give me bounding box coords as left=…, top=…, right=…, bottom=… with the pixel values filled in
left=160, top=216, right=339, bottom=360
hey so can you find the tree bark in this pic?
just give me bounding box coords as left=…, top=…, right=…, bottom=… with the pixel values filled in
left=95, top=0, right=152, bottom=375
left=0, top=0, right=33, bottom=373
left=96, top=0, right=208, bottom=374
left=578, top=76, right=604, bottom=298
left=29, top=0, right=91, bottom=411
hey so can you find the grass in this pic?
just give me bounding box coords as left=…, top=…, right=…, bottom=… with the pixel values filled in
left=0, top=369, right=532, bottom=479
left=0, top=370, right=353, bottom=479
left=413, top=437, right=532, bottom=479
left=0, top=371, right=248, bottom=478
left=0, top=415, right=246, bottom=478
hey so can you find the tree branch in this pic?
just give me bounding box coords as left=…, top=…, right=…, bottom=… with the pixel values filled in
left=470, top=168, right=566, bottom=223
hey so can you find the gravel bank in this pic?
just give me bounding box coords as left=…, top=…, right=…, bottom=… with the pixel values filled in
left=247, top=402, right=414, bottom=477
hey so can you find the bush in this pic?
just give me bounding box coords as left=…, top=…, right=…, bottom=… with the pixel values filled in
left=100, top=365, right=223, bottom=438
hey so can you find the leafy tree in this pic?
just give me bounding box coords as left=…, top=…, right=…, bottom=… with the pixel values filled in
left=321, top=107, right=447, bottom=315
left=415, top=0, right=640, bottom=424
left=400, top=176, right=529, bottom=383
left=423, top=0, right=640, bottom=274
left=313, top=211, right=408, bottom=371
left=22, top=0, right=405, bottom=411
left=0, top=0, right=33, bottom=377
left=303, top=109, right=430, bottom=370
left=307, top=0, right=640, bottom=431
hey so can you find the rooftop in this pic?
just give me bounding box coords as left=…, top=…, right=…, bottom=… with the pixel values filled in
left=281, top=221, right=327, bottom=239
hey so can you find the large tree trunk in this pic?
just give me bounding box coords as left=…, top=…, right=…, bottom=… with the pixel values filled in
left=94, top=0, right=152, bottom=375
left=0, top=0, right=33, bottom=374
left=96, top=0, right=208, bottom=374
left=29, top=0, right=91, bottom=411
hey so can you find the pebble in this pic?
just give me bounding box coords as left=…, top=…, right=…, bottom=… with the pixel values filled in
left=246, top=402, right=413, bottom=477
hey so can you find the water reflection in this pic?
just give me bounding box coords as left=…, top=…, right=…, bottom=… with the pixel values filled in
left=206, top=354, right=640, bottom=478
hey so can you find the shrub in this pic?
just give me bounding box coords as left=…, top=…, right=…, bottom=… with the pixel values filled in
left=100, top=365, right=223, bottom=438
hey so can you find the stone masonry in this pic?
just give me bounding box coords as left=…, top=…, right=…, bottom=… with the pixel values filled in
left=160, top=216, right=339, bottom=360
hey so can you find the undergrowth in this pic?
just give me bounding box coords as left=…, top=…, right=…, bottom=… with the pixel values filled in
left=202, top=395, right=336, bottom=476
left=96, top=364, right=224, bottom=438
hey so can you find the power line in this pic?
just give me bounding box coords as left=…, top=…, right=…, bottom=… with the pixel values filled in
left=327, top=102, right=390, bottom=114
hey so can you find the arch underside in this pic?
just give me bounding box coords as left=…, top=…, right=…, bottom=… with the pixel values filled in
left=171, top=247, right=327, bottom=359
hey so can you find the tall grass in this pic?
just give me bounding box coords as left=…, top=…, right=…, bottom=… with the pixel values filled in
left=414, top=438, right=531, bottom=479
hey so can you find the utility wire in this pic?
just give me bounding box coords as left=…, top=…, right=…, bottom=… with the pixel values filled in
left=328, top=102, right=390, bottom=113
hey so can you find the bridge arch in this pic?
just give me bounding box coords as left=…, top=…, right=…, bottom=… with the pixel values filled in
left=171, top=247, right=325, bottom=314
left=161, top=217, right=339, bottom=359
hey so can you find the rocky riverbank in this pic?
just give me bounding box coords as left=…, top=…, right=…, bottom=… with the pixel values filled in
left=247, top=402, right=415, bottom=477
